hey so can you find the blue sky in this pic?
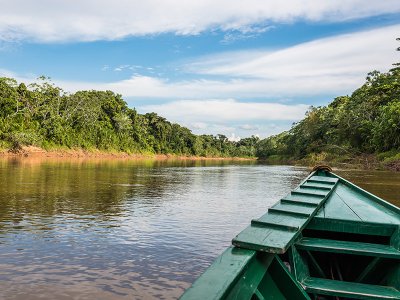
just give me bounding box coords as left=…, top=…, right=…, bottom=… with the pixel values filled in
left=1, top=1, right=400, bottom=140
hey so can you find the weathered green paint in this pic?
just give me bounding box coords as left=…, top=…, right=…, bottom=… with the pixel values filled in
left=314, top=180, right=400, bottom=224
left=280, top=198, right=319, bottom=207
left=232, top=172, right=338, bottom=253
left=296, top=237, right=400, bottom=259
left=391, top=227, right=400, bottom=250
left=289, top=245, right=309, bottom=282
left=256, top=212, right=308, bottom=225
left=180, top=247, right=256, bottom=300
left=251, top=218, right=299, bottom=232
left=261, top=256, right=310, bottom=300
left=302, top=277, right=400, bottom=299
left=181, top=170, right=400, bottom=300
left=222, top=253, right=273, bottom=300
left=180, top=251, right=309, bottom=300
left=283, top=194, right=322, bottom=205
left=270, top=202, right=316, bottom=216
left=302, top=182, right=334, bottom=189
left=307, top=175, right=337, bottom=183
left=307, top=217, right=397, bottom=236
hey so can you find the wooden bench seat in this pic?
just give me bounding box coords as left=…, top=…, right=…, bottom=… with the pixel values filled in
left=302, top=277, right=400, bottom=299
left=296, top=238, right=400, bottom=259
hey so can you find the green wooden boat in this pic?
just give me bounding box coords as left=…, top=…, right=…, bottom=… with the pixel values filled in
left=181, top=167, right=400, bottom=300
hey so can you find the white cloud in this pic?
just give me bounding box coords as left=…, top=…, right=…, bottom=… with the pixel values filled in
left=50, top=24, right=400, bottom=100
left=228, top=133, right=241, bottom=142
left=190, top=122, right=208, bottom=129
left=240, top=124, right=259, bottom=130
left=2, top=24, right=399, bottom=138
left=0, top=68, right=17, bottom=78
left=186, top=24, right=400, bottom=79
left=220, top=25, right=274, bottom=44
left=139, top=99, right=308, bottom=123
left=0, top=1, right=399, bottom=42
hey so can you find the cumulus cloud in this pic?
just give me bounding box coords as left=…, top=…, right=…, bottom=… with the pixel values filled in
left=186, top=24, right=400, bottom=79
left=240, top=124, right=259, bottom=130
left=0, top=1, right=399, bottom=42
left=2, top=23, right=399, bottom=138
left=139, top=99, right=309, bottom=123
left=42, top=24, right=398, bottom=100
left=136, top=98, right=304, bottom=137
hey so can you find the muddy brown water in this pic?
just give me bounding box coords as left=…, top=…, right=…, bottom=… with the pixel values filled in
left=0, top=158, right=398, bottom=299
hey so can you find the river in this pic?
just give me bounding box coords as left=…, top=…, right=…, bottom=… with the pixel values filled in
left=0, top=158, right=398, bottom=299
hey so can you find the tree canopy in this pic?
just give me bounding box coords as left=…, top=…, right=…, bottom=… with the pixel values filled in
left=256, top=61, right=400, bottom=161
left=0, top=77, right=258, bottom=157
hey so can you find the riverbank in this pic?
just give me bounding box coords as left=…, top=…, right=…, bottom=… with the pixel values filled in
left=2, top=146, right=399, bottom=171
left=260, top=152, right=400, bottom=172
left=0, top=145, right=256, bottom=161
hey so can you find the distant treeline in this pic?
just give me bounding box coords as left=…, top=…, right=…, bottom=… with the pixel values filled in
left=1, top=61, right=399, bottom=163
left=255, top=63, right=400, bottom=165
left=0, top=77, right=258, bottom=157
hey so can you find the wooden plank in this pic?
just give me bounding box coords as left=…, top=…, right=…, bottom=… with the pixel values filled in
left=302, top=277, right=400, bottom=299
left=233, top=171, right=338, bottom=253
left=315, top=190, right=364, bottom=221
left=289, top=246, right=309, bottom=282
left=232, top=226, right=297, bottom=253
left=268, top=208, right=310, bottom=217
left=305, top=181, right=335, bottom=188
left=251, top=219, right=299, bottom=232
left=223, top=254, right=274, bottom=300
left=315, top=178, right=400, bottom=225
left=332, top=172, right=400, bottom=216
left=281, top=198, right=319, bottom=207
left=308, top=176, right=338, bottom=183
left=301, top=184, right=332, bottom=191
left=335, top=185, right=398, bottom=222
left=295, top=187, right=329, bottom=196
left=262, top=256, right=311, bottom=300
left=296, top=238, right=400, bottom=259
left=254, top=212, right=306, bottom=230
left=283, top=194, right=322, bottom=205
left=291, top=190, right=326, bottom=198
left=307, top=217, right=397, bottom=236
left=270, top=202, right=316, bottom=216
left=254, top=289, right=265, bottom=300
left=180, top=247, right=257, bottom=300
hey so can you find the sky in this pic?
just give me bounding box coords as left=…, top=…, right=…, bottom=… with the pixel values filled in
left=1, top=1, right=400, bottom=140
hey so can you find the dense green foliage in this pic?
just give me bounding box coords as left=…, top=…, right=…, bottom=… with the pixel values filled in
left=256, top=64, right=400, bottom=162
left=1, top=58, right=399, bottom=163
left=0, top=77, right=258, bottom=157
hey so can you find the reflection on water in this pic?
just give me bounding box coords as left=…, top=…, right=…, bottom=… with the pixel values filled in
left=0, top=158, right=398, bottom=299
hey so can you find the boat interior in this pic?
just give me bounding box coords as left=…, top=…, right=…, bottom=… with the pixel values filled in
left=180, top=169, right=400, bottom=300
